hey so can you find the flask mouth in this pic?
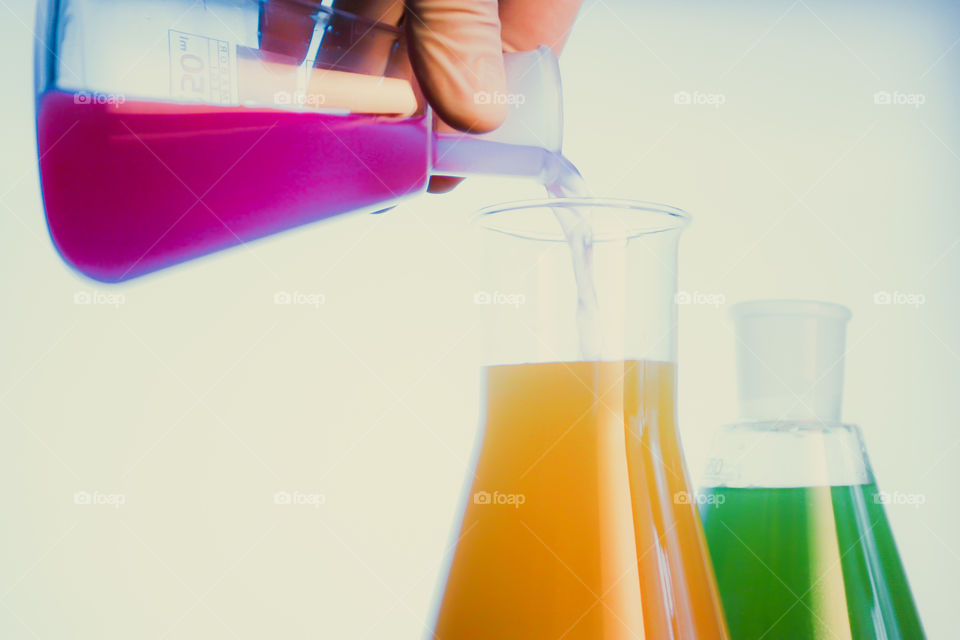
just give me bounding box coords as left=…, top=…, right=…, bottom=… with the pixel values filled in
left=731, top=300, right=852, bottom=322
left=475, top=198, right=690, bottom=243
left=469, top=47, right=564, bottom=153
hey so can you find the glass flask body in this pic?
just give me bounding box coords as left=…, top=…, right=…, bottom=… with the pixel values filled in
left=699, top=300, right=924, bottom=639
left=35, top=0, right=560, bottom=281
left=430, top=200, right=729, bottom=640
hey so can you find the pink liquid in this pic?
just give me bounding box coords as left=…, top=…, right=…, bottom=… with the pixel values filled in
left=36, top=90, right=430, bottom=281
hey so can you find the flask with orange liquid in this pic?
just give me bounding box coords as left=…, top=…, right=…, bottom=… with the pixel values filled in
left=429, top=199, right=729, bottom=639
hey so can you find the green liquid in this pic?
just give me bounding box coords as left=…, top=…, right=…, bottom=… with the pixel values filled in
left=700, top=484, right=924, bottom=639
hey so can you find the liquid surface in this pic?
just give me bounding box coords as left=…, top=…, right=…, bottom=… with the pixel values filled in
left=37, top=89, right=428, bottom=281
left=700, top=485, right=924, bottom=640
left=432, top=361, right=727, bottom=639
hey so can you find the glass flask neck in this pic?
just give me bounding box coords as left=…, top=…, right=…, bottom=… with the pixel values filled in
left=731, top=300, right=852, bottom=423
left=431, top=135, right=558, bottom=181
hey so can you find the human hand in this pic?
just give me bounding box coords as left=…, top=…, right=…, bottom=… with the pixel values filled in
left=404, top=0, right=582, bottom=133
left=259, top=0, right=582, bottom=191
left=405, top=0, right=582, bottom=192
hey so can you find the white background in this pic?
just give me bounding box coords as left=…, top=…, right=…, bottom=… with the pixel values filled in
left=0, top=0, right=957, bottom=637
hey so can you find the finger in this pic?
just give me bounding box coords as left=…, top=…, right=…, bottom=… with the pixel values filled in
left=405, top=0, right=508, bottom=133
left=499, top=0, right=583, bottom=53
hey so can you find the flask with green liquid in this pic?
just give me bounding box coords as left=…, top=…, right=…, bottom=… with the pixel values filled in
left=699, top=300, right=924, bottom=639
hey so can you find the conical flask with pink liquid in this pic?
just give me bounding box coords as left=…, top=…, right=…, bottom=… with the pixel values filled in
left=35, top=0, right=563, bottom=281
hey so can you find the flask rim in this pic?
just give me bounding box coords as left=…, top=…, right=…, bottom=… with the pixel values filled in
left=475, top=197, right=691, bottom=243
left=730, top=299, right=852, bottom=322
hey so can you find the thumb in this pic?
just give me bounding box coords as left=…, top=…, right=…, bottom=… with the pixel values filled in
left=405, top=0, right=508, bottom=133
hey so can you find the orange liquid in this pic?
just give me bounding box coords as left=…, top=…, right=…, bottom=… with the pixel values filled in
left=432, top=361, right=728, bottom=639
